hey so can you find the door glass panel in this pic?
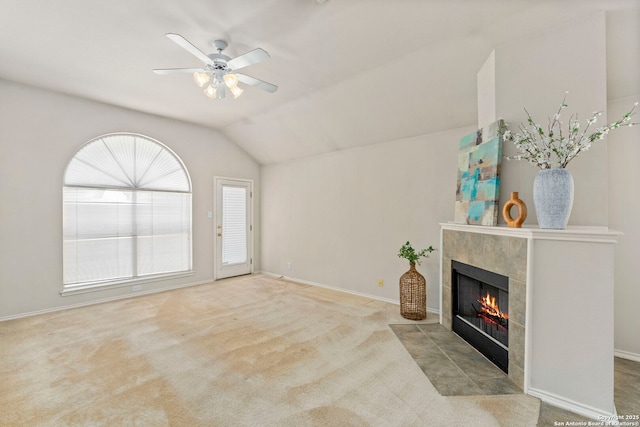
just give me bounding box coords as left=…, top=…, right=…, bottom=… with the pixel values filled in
left=222, top=186, right=247, bottom=265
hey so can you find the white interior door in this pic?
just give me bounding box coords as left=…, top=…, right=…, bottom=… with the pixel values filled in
left=215, top=178, right=252, bottom=279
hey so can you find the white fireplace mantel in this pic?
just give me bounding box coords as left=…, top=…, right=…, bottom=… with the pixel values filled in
left=440, top=222, right=621, bottom=419
left=440, top=222, right=621, bottom=243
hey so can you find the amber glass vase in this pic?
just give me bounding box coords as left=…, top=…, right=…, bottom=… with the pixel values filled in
left=399, top=262, right=426, bottom=320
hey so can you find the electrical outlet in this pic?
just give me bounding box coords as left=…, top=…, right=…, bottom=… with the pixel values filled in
left=378, top=279, right=383, bottom=287
left=132, top=285, right=142, bottom=291
left=287, top=262, right=292, bottom=270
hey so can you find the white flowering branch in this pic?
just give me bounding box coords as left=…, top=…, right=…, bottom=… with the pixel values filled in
left=499, top=92, right=638, bottom=169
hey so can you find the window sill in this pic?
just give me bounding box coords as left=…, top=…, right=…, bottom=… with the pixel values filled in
left=60, top=271, right=196, bottom=296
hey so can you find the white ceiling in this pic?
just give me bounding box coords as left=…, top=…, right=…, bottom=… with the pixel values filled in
left=1, top=0, right=638, bottom=164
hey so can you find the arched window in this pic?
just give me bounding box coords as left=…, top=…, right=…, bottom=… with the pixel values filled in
left=63, top=133, right=192, bottom=291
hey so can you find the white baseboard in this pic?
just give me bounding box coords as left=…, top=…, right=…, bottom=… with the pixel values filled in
left=3, top=272, right=443, bottom=323
left=527, top=387, right=615, bottom=420
left=0, top=279, right=214, bottom=322
left=614, top=349, right=640, bottom=362
left=259, top=271, right=441, bottom=315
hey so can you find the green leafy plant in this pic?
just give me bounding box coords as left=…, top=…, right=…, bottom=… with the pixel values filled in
left=498, top=92, right=638, bottom=169
left=397, top=241, right=436, bottom=265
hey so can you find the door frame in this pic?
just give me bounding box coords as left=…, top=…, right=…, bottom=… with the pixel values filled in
left=213, top=176, right=254, bottom=280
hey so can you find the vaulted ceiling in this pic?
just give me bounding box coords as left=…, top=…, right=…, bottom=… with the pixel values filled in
left=1, top=0, right=638, bottom=164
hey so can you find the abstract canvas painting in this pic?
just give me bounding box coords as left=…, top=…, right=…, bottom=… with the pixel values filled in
left=454, top=120, right=503, bottom=226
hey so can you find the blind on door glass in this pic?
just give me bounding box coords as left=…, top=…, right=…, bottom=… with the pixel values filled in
left=222, top=186, right=247, bottom=265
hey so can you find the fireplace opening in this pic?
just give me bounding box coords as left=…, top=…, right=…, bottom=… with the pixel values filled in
left=451, top=260, right=509, bottom=373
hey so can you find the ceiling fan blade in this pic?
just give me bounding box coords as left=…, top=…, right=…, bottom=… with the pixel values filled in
left=153, top=67, right=205, bottom=75
left=236, top=73, right=278, bottom=93
left=166, top=33, right=213, bottom=65
left=227, top=48, right=270, bottom=71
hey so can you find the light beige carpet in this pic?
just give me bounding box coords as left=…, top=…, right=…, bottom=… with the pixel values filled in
left=0, top=274, right=540, bottom=426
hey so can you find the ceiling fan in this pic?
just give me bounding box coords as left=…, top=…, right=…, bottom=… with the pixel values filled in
left=153, top=33, right=278, bottom=100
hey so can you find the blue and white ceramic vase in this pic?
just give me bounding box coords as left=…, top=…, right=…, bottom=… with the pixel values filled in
left=533, top=168, right=574, bottom=230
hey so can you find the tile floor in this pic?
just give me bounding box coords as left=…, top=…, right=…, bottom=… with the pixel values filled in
left=390, top=323, right=521, bottom=396
left=390, top=321, right=640, bottom=426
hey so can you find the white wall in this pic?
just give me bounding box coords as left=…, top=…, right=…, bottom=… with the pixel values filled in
left=492, top=8, right=640, bottom=362
left=0, top=79, right=260, bottom=319
left=608, top=95, right=640, bottom=359
left=259, top=12, right=614, bottom=309
left=607, top=8, right=640, bottom=361
left=261, top=126, right=475, bottom=310
left=496, top=11, right=608, bottom=227
left=477, top=50, right=496, bottom=129
left=496, top=8, right=640, bottom=361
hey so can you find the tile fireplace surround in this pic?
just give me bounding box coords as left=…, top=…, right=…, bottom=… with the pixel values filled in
left=440, top=223, right=621, bottom=420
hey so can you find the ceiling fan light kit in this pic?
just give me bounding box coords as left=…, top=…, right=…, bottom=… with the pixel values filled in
left=153, top=34, right=277, bottom=101
left=193, top=72, right=209, bottom=87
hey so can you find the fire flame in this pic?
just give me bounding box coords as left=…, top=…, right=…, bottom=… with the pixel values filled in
left=478, top=292, right=508, bottom=321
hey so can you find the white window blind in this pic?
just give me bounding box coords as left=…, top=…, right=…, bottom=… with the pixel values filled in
left=63, top=134, right=192, bottom=289
left=222, top=186, right=247, bottom=265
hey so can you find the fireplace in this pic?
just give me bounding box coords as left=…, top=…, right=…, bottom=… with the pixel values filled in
left=442, top=224, right=621, bottom=417
left=451, top=260, right=509, bottom=373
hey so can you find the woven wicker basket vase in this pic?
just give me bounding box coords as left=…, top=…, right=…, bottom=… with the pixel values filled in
left=399, top=262, right=426, bottom=320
